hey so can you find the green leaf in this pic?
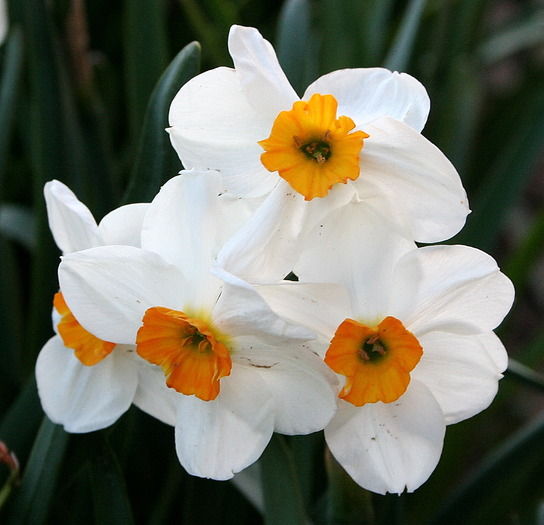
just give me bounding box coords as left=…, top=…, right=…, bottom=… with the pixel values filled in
left=316, top=0, right=394, bottom=71
left=453, top=80, right=544, bottom=251
left=383, top=0, right=428, bottom=72
left=88, top=435, right=135, bottom=525
left=478, top=11, right=544, bottom=65
left=123, top=0, right=169, bottom=139
left=6, top=417, right=69, bottom=525
left=429, top=413, right=544, bottom=524
left=0, top=377, right=42, bottom=463
left=0, top=235, right=25, bottom=390
left=0, top=26, right=24, bottom=198
left=123, top=41, right=201, bottom=204
left=260, top=434, right=308, bottom=525
left=0, top=205, right=35, bottom=249
left=276, top=0, right=316, bottom=96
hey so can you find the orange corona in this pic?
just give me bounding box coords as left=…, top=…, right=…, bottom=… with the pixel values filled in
left=325, top=316, right=423, bottom=406
left=259, top=93, right=368, bottom=200
left=136, top=307, right=232, bottom=401
left=54, top=292, right=115, bottom=366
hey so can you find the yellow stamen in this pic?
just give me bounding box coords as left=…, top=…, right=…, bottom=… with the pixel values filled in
left=53, top=292, right=115, bottom=366
left=136, top=307, right=232, bottom=401
left=258, top=93, right=368, bottom=200
left=325, top=317, right=423, bottom=406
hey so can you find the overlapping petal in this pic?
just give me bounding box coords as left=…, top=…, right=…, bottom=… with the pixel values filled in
left=44, top=180, right=102, bottom=254
left=36, top=337, right=139, bottom=433
left=389, top=245, right=515, bottom=335
left=304, top=68, right=430, bottom=132
left=412, top=331, right=506, bottom=424
left=175, top=366, right=275, bottom=480
left=59, top=246, right=191, bottom=344
left=168, top=68, right=275, bottom=197
left=325, top=380, right=445, bottom=494
left=234, top=341, right=338, bottom=434
left=357, top=117, right=469, bottom=243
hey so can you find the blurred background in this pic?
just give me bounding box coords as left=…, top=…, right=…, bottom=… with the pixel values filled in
left=0, top=0, right=543, bottom=523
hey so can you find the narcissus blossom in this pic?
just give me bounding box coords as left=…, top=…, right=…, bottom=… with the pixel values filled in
left=58, top=171, right=338, bottom=480
left=36, top=180, right=150, bottom=432
left=168, top=25, right=469, bottom=246
left=256, top=210, right=514, bottom=494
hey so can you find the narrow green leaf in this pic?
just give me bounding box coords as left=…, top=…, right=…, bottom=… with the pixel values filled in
left=454, top=81, right=544, bottom=251
left=0, top=236, right=25, bottom=390
left=88, top=435, right=135, bottom=525
left=260, top=434, right=308, bottom=525
left=383, top=0, right=428, bottom=72
left=123, top=41, right=201, bottom=204
left=0, top=205, right=35, bottom=249
left=429, top=413, right=544, bottom=525
left=503, top=203, right=544, bottom=291
left=0, top=377, right=42, bottom=463
left=505, top=359, right=544, bottom=392
left=276, top=0, right=316, bottom=96
left=325, top=449, right=375, bottom=525
left=0, top=26, right=24, bottom=198
left=7, top=417, right=69, bottom=525
left=123, top=0, right=169, bottom=138
left=478, top=11, right=544, bottom=65
left=317, top=0, right=395, bottom=71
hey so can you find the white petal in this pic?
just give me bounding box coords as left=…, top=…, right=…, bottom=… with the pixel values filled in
left=477, top=331, right=509, bottom=373
left=168, top=67, right=276, bottom=198
left=175, top=366, right=275, bottom=480
left=234, top=342, right=338, bottom=435
left=304, top=68, right=430, bottom=131
left=98, top=203, right=149, bottom=247
left=35, top=337, right=138, bottom=433
left=44, top=180, right=101, bottom=254
left=217, top=181, right=307, bottom=282
left=254, top=281, right=351, bottom=342
left=413, top=331, right=507, bottom=424
left=59, top=245, right=188, bottom=344
left=357, top=117, right=469, bottom=243
left=212, top=268, right=315, bottom=342
left=390, top=245, right=515, bottom=335
left=295, top=202, right=416, bottom=323
left=228, top=25, right=298, bottom=119
left=133, top=362, right=179, bottom=427
left=212, top=275, right=314, bottom=343
left=325, top=380, right=445, bottom=494
left=141, top=171, right=225, bottom=306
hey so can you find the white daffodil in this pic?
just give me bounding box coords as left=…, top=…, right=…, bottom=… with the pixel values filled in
left=58, top=171, right=338, bottom=480
left=256, top=209, right=514, bottom=494
left=168, top=24, right=469, bottom=248
left=35, top=180, right=150, bottom=433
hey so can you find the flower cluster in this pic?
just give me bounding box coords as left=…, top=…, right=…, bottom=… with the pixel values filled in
left=36, top=25, right=514, bottom=494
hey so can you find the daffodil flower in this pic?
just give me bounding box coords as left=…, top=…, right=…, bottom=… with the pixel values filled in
left=256, top=209, right=514, bottom=493
left=58, top=171, right=338, bottom=480
left=168, top=25, right=469, bottom=246
left=36, top=180, right=150, bottom=432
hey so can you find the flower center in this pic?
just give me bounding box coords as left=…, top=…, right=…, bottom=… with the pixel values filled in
left=136, top=306, right=232, bottom=401
left=325, top=316, right=423, bottom=406
left=258, top=93, right=368, bottom=201
left=53, top=292, right=115, bottom=366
